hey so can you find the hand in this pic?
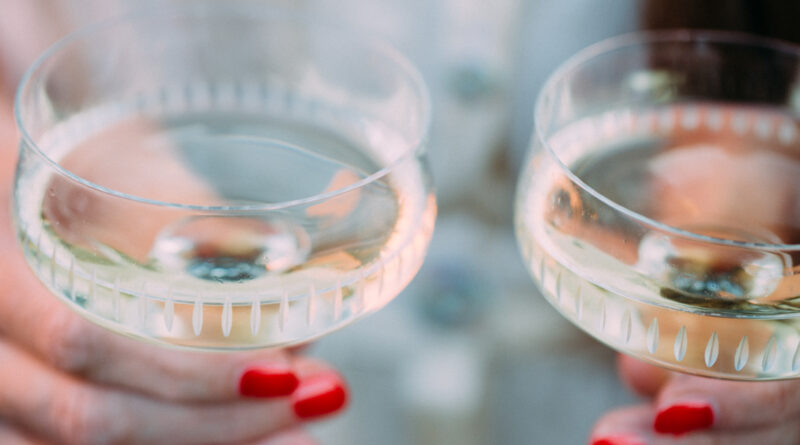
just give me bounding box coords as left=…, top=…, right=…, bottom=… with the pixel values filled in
left=0, top=90, right=346, bottom=445
left=589, top=354, right=800, bottom=445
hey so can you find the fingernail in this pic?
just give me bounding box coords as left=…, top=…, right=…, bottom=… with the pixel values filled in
left=292, top=371, right=348, bottom=419
left=654, top=402, right=714, bottom=435
left=239, top=366, right=299, bottom=398
left=590, top=433, right=646, bottom=445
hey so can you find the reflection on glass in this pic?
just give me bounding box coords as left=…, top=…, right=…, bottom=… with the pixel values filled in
left=516, top=32, right=800, bottom=379
left=13, top=6, right=435, bottom=350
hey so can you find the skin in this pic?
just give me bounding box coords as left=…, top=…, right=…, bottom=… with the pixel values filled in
left=587, top=110, right=800, bottom=444
left=0, top=32, right=330, bottom=445
left=591, top=355, right=800, bottom=444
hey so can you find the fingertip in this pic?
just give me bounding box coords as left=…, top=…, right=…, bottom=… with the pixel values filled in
left=239, top=366, right=300, bottom=398
left=285, top=357, right=349, bottom=419
left=653, top=401, right=714, bottom=435
left=291, top=370, right=348, bottom=420
left=648, top=373, right=719, bottom=435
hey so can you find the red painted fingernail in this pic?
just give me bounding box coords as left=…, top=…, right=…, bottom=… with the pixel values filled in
left=590, top=434, right=646, bottom=445
left=654, top=402, right=714, bottom=435
left=239, top=367, right=299, bottom=397
left=292, top=371, right=348, bottom=419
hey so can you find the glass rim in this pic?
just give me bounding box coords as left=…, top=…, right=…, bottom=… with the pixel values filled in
left=534, top=29, right=800, bottom=251
left=14, top=5, right=432, bottom=213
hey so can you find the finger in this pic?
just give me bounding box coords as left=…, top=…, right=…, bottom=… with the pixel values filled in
left=591, top=404, right=800, bottom=445
left=654, top=374, right=800, bottom=432
left=590, top=404, right=653, bottom=444
left=617, top=354, right=673, bottom=398
left=0, top=114, right=313, bottom=403
left=0, top=225, right=312, bottom=403
left=290, top=359, right=349, bottom=420
left=0, top=46, right=310, bottom=405
left=0, top=421, right=48, bottom=445
left=656, top=422, right=800, bottom=445
left=0, top=338, right=346, bottom=445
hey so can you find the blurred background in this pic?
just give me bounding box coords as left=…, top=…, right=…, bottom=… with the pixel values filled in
left=2, top=1, right=797, bottom=443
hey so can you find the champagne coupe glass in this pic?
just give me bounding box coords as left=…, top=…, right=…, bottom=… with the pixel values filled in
left=12, top=6, right=435, bottom=350
left=515, top=31, right=800, bottom=379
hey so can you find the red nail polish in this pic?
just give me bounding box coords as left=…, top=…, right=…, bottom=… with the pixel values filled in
left=654, top=402, right=714, bottom=435
left=239, top=367, right=299, bottom=397
left=292, top=372, right=348, bottom=419
left=590, top=434, right=646, bottom=445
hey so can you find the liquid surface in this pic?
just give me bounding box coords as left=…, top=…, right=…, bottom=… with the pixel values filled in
left=14, top=82, right=436, bottom=349
left=517, top=104, right=800, bottom=379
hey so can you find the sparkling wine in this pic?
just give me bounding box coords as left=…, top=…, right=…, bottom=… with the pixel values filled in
left=517, top=104, right=800, bottom=378
left=14, top=82, right=436, bottom=349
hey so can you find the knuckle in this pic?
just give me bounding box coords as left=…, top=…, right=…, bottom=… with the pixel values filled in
left=51, top=386, right=112, bottom=445
left=43, top=310, right=91, bottom=373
